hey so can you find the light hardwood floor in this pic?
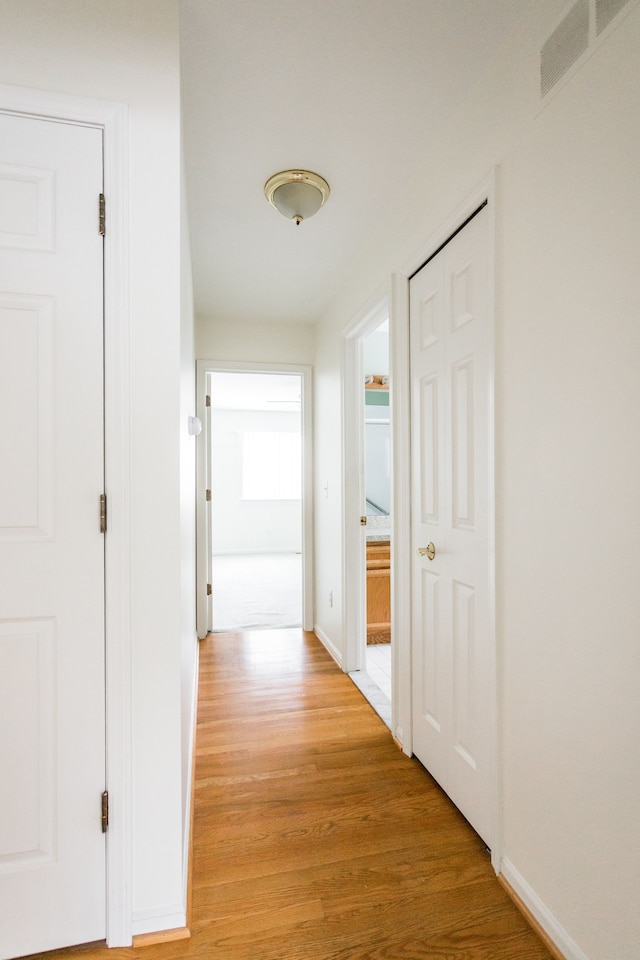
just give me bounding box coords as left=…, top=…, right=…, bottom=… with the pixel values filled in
left=25, top=628, right=552, bottom=960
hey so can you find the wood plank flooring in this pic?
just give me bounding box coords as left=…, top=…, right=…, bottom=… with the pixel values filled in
left=25, top=628, right=552, bottom=960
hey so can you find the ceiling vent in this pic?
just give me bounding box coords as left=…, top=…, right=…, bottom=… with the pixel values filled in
left=596, top=0, right=631, bottom=33
left=540, top=0, right=589, bottom=97
left=540, top=0, right=634, bottom=99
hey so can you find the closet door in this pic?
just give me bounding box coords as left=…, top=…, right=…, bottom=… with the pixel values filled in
left=410, top=204, right=496, bottom=847
left=0, top=113, right=106, bottom=959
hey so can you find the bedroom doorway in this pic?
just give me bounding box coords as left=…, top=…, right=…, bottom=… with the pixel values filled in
left=196, top=362, right=313, bottom=638
left=210, top=371, right=302, bottom=632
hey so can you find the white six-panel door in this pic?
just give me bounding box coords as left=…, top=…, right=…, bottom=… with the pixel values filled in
left=410, top=205, right=496, bottom=847
left=0, top=114, right=106, bottom=958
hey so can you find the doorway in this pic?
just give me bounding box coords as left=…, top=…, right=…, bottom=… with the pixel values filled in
left=210, top=371, right=302, bottom=631
left=361, top=321, right=392, bottom=723
left=196, top=361, right=313, bottom=638
left=342, top=296, right=393, bottom=728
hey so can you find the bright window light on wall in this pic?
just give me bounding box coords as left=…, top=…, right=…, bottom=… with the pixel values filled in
left=242, top=431, right=301, bottom=500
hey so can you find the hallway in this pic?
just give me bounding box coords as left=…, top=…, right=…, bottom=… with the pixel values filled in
left=31, top=628, right=552, bottom=960
left=190, top=629, right=551, bottom=959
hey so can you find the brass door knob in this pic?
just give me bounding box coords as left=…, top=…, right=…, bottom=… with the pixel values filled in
left=417, top=542, right=436, bottom=561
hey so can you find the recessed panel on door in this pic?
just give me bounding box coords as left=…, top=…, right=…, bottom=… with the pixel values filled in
left=452, top=580, right=477, bottom=771
left=451, top=356, right=475, bottom=531
left=420, top=568, right=441, bottom=733
left=0, top=296, right=54, bottom=540
left=0, top=163, right=54, bottom=252
left=419, top=289, right=439, bottom=348
left=420, top=374, right=439, bottom=523
left=450, top=259, right=475, bottom=332
left=0, top=620, right=55, bottom=870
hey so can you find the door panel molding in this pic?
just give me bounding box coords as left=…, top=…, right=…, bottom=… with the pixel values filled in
left=0, top=619, right=56, bottom=871
left=0, top=83, right=133, bottom=945
left=391, top=170, right=501, bottom=870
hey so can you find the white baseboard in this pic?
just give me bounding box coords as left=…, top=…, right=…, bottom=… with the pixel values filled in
left=500, top=858, right=589, bottom=960
left=313, top=624, right=343, bottom=668
left=182, top=639, right=200, bottom=911
left=131, top=904, right=186, bottom=937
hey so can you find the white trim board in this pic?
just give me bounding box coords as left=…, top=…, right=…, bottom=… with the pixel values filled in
left=131, top=904, right=186, bottom=938
left=313, top=624, right=343, bottom=669
left=0, top=83, right=133, bottom=946
left=196, top=359, right=314, bottom=637
left=500, top=858, right=589, bottom=960
left=181, top=641, right=200, bottom=916
left=388, top=270, right=412, bottom=755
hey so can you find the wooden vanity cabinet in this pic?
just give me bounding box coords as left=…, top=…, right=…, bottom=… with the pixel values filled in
left=366, top=539, right=390, bottom=644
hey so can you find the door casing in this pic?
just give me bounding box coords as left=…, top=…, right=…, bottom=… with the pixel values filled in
left=0, top=83, right=133, bottom=944
left=196, top=359, right=314, bottom=637
left=390, top=171, right=501, bottom=870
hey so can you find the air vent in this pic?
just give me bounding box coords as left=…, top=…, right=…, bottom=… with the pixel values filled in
left=596, top=0, right=630, bottom=34
left=541, top=0, right=590, bottom=97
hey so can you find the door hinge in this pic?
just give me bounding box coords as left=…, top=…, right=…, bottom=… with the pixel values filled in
left=360, top=515, right=367, bottom=526
left=206, top=489, right=211, bottom=501
left=101, top=790, right=109, bottom=833
left=99, top=193, right=106, bottom=236
left=205, top=394, right=211, bottom=407
left=207, top=583, right=212, bottom=596
left=99, top=494, right=107, bottom=533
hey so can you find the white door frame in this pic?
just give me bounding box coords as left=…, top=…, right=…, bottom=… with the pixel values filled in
left=341, top=290, right=390, bottom=675
left=0, top=84, right=132, bottom=945
left=391, top=171, right=502, bottom=869
left=196, top=359, right=314, bottom=637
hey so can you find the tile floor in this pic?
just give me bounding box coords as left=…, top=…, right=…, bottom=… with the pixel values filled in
left=366, top=642, right=392, bottom=699
left=350, top=642, right=392, bottom=730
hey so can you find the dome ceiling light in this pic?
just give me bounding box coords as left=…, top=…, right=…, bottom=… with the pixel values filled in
left=264, top=170, right=330, bottom=226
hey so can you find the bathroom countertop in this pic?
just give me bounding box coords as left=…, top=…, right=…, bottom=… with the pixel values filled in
left=366, top=515, right=390, bottom=542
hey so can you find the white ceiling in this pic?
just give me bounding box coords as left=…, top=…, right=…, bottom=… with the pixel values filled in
left=180, top=0, right=526, bottom=327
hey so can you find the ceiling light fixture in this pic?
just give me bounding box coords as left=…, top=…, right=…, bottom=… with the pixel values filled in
left=264, top=170, right=330, bottom=226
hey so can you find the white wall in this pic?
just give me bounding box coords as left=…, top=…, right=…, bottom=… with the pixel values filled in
left=363, top=329, right=389, bottom=376
left=0, top=0, right=186, bottom=936
left=196, top=316, right=315, bottom=366
left=211, top=409, right=302, bottom=554
left=365, top=422, right=390, bottom=515
left=313, top=3, right=640, bottom=958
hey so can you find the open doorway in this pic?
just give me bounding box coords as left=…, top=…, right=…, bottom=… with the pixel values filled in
left=342, top=297, right=392, bottom=729
left=196, top=361, right=313, bottom=638
left=354, top=320, right=391, bottom=724
left=210, top=372, right=302, bottom=631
